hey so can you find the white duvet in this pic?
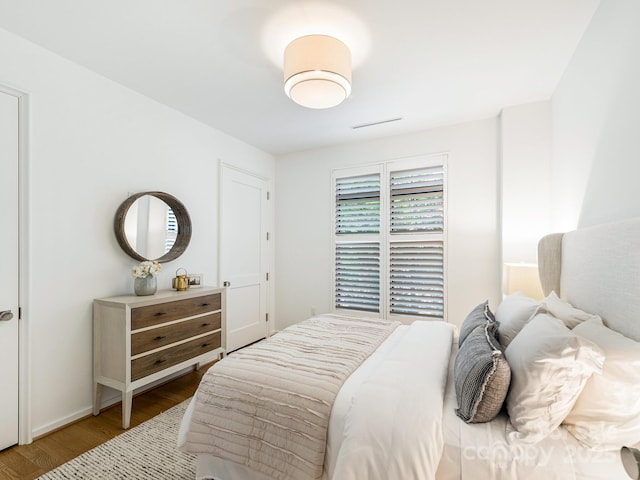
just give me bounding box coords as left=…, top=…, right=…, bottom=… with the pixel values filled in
left=327, top=320, right=454, bottom=480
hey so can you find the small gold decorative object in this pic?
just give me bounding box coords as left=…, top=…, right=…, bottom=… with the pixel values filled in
left=172, top=267, right=190, bottom=291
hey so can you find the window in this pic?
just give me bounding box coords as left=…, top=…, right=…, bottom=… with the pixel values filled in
left=332, top=155, right=446, bottom=321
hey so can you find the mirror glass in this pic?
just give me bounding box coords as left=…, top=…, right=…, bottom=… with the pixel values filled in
left=114, top=191, right=191, bottom=263
left=123, top=195, right=176, bottom=260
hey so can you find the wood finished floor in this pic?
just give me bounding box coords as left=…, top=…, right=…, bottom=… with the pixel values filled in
left=0, top=363, right=212, bottom=480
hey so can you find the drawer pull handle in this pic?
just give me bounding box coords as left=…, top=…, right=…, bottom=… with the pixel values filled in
left=154, top=312, right=167, bottom=317
left=201, top=323, right=210, bottom=327
left=200, top=303, right=211, bottom=307
left=154, top=359, right=167, bottom=365
left=202, top=343, right=211, bottom=348
left=154, top=335, right=167, bottom=341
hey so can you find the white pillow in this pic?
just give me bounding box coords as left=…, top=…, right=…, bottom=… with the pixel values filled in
left=505, top=314, right=604, bottom=444
left=495, top=292, right=540, bottom=347
left=539, top=291, right=602, bottom=329
left=564, top=320, right=640, bottom=450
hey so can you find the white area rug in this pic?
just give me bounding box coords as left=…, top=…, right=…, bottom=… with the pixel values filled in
left=37, top=399, right=195, bottom=479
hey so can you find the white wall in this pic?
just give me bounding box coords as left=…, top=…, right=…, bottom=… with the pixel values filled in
left=551, top=0, right=640, bottom=230
left=500, top=101, right=552, bottom=264
left=275, top=118, right=501, bottom=331
left=0, top=27, right=274, bottom=437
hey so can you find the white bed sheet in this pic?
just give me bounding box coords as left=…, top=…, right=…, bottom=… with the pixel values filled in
left=436, top=344, right=630, bottom=480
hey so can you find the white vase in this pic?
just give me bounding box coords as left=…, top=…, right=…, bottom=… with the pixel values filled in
left=134, top=275, right=157, bottom=296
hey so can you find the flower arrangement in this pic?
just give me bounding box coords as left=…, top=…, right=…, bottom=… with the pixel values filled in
left=131, top=260, right=162, bottom=278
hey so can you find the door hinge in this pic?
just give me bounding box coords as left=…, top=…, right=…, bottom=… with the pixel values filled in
left=266, top=313, right=269, bottom=323
left=266, top=232, right=270, bottom=241
left=266, top=272, right=269, bottom=281
left=18, top=307, right=22, bottom=320
left=267, top=191, right=270, bottom=200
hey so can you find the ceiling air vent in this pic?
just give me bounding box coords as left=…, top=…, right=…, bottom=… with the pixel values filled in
left=352, top=117, right=402, bottom=129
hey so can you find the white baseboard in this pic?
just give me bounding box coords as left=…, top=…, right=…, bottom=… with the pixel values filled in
left=31, top=366, right=196, bottom=439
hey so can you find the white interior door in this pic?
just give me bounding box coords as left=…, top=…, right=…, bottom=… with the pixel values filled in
left=0, top=90, right=20, bottom=450
left=219, top=165, right=269, bottom=352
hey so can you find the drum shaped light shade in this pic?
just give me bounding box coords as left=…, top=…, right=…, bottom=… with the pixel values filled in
left=284, top=35, right=352, bottom=109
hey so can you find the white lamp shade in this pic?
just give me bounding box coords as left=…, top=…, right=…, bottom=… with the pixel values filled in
left=284, top=35, right=352, bottom=109
left=503, top=263, right=544, bottom=300
left=621, top=447, right=640, bottom=479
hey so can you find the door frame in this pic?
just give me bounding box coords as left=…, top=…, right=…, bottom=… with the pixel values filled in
left=218, top=161, right=273, bottom=344
left=0, top=82, right=31, bottom=445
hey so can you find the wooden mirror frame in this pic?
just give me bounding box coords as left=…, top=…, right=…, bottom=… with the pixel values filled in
left=114, top=191, right=192, bottom=263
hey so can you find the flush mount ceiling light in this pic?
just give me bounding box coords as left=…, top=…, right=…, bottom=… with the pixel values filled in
left=283, top=34, right=352, bottom=109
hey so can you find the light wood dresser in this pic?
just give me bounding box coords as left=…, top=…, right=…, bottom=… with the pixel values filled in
left=93, top=287, right=225, bottom=428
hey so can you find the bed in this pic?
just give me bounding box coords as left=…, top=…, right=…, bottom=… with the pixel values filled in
left=179, top=217, right=640, bottom=479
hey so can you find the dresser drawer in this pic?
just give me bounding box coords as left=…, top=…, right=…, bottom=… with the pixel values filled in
left=131, top=293, right=221, bottom=330
left=131, top=312, right=221, bottom=356
left=131, top=331, right=221, bottom=381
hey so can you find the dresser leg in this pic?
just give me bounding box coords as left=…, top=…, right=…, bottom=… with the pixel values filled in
left=122, top=390, right=133, bottom=429
left=93, top=383, right=103, bottom=416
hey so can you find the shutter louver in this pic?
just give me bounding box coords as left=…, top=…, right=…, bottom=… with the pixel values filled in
left=336, top=174, right=380, bottom=234
left=335, top=242, right=380, bottom=312
left=390, top=241, right=444, bottom=319
left=390, top=166, right=444, bottom=233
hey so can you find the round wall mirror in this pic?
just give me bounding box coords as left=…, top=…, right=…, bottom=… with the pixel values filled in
left=114, top=191, right=192, bottom=263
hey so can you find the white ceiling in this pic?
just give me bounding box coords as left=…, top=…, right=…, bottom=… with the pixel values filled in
left=0, top=0, right=599, bottom=155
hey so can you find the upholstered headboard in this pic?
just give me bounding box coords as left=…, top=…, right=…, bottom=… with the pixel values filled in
left=538, top=217, right=640, bottom=341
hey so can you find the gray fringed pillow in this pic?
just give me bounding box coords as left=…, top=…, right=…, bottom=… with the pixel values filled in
left=454, top=322, right=511, bottom=423
left=458, top=300, right=496, bottom=347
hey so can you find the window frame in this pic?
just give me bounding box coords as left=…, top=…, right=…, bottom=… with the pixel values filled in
left=331, top=154, right=448, bottom=323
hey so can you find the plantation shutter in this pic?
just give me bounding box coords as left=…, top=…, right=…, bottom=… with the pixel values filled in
left=389, top=164, right=445, bottom=319
left=334, top=173, right=381, bottom=313
left=335, top=174, right=380, bottom=234
left=389, top=240, right=444, bottom=318
left=165, top=207, right=178, bottom=251
left=390, top=166, right=444, bottom=233
left=333, top=156, right=446, bottom=321
left=335, top=243, right=380, bottom=312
